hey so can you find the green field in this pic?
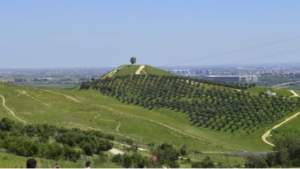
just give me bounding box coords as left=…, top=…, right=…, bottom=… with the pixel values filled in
left=246, top=86, right=293, bottom=97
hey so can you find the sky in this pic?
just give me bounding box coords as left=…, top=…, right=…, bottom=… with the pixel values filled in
left=0, top=0, right=300, bottom=68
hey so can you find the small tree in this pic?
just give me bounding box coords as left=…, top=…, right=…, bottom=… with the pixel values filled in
left=245, top=156, right=268, bottom=168
left=153, top=143, right=179, bottom=167
left=200, top=156, right=215, bottom=168
left=130, top=57, right=137, bottom=65
left=179, top=145, right=188, bottom=156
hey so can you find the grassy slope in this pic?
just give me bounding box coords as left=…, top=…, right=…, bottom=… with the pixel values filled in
left=246, top=86, right=292, bottom=97
left=143, top=65, right=173, bottom=76
left=0, top=83, right=270, bottom=152
left=113, top=65, right=140, bottom=76
left=274, top=114, right=300, bottom=134
left=6, top=81, right=300, bottom=167
left=268, top=113, right=300, bottom=148
left=102, top=64, right=173, bottom=79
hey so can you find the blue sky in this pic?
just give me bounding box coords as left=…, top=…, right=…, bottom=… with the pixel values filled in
left=0, top=0, right=300, bottom=68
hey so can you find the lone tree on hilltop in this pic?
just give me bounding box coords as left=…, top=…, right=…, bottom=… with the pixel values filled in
left=130, top=57, right=137, bottom=64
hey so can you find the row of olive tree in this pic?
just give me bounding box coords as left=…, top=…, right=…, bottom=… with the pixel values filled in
left=81, top=74, right=299, bottom=133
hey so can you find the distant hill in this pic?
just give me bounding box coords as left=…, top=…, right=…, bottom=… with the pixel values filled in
left=101, top=64, right=173, bottom=79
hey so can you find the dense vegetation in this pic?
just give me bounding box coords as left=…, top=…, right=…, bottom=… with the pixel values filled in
left=111, top=143, right=181, bottom=168
left=2, top=114, right=299, bottom=168
left=0, top=117, right=224, bottom=168
left=0, top=118, right=114, bottom=162
left=82, top=75, right=300, bottom=133
left=112, top=143, right=193, bottom=168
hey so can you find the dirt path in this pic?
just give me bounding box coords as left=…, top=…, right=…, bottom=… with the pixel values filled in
left=62, top=122, right=147, bottom=153
left=0, top=94, right=27, bottom=124
left=109, top=148, right=124, bottom=155
left=135, top=65, right=145, bottom=75
left=116, top=122, right=121, bottom=132
left=41, top=89, right=81, bottom=103
left=290, top=90, right=299, bottom=97
left=138, top=115, right=206, bottom=142
left=17, top=90, right=50, bottom=106
left=103, top=65, right=125, bottom=78
left=65, top=122, right=251, bottom=155
left=261, top=112, right=300, bottom=147
left=105, top=68, right=118, bottom=78
left=94, top=104, right=207, bottom=142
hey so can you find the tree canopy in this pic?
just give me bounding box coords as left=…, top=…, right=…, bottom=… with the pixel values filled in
left=130, top=57, right=137, bottom=64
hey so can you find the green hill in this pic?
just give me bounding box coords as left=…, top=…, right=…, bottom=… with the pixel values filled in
left=87, top=74, right=300, bottom=133
left=1, top=82, right=268, bottom=151
left=1, top=65, right=300, bottom=167
left=0, top=82, right=270, bottom=167
left=101, top=64, right=173, bottom=79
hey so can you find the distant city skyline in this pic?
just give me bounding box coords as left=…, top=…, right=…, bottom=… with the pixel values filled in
left=0, top=0, right=300, bottom=68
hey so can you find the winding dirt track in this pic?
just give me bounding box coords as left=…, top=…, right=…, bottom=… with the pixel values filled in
left=17, top=90, right=50, bottom=106
left=261, top=90, right=300, bottom=147
left=94, top=104, right=206, bottom=142
left=102, top=65, right=125, bottom=79
left=261, top=112, right=300, bottom=147
left=116, top=122, right=121, bottom=132
left=0, top=94, right=27, bottom=124
left=41, top=89, right=81, bottom=103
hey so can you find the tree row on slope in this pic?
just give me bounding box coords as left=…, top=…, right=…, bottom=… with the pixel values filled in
left=82, top=75, right=300, bottom=133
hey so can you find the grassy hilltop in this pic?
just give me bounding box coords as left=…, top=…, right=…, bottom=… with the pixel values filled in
left=101, top=64, right=173, bottom=79
left=0, top=64, right=299, bottom=167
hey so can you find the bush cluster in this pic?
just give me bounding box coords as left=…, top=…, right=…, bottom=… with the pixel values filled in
left=246, top=133, right=300, bottom=168
left=0, top=118, right=114, bottom=162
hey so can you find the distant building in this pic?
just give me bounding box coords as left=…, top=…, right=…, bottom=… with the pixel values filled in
left=205, top=75, right=240, bottom=83
left=240, top=75, right=258, bottom=83
left=171, top=69, right=192, bottom=76
left=204, top=75, right=258, bottom=83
